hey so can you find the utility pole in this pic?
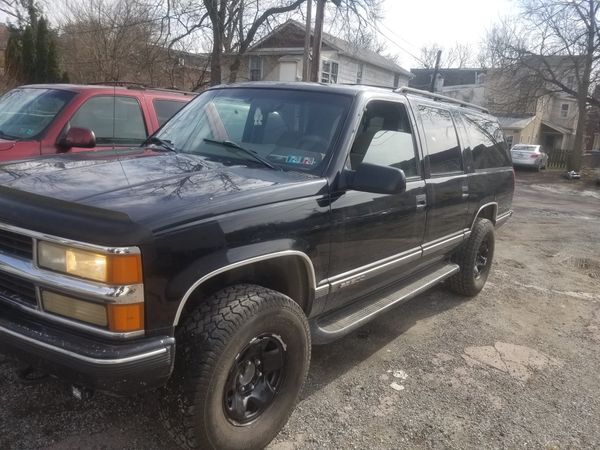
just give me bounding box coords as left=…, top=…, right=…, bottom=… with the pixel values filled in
left=310, top=0, right=326, bottom=82
left=302, top=0, right=312, bottom=81
left=429, top=50, right=442, bottom=92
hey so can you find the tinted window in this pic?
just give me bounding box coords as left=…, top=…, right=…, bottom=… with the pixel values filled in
left=418, top=105, right=462, bottom=174
left=70, top=96, right=146, bottom=145
left=463, top=112, right=511, bottom=169
left=153, top=99, right=187, bottom=127
left=349, top=100, right=418, bottom=177
left=0, top=88, right=75, bottom=139
left=154, top=88, right=352, bottom=173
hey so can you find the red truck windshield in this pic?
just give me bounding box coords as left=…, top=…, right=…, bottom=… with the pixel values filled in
left=0, top=88, right=76, bottom=140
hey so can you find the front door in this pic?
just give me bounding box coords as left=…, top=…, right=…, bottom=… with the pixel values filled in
left=325, top=99, right=427, bottom=313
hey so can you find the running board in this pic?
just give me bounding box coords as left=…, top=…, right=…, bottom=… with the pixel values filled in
left=311, top=263, right=460, bottom=344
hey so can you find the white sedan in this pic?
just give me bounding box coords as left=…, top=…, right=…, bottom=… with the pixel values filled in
left=510, top=144, right=548, bottom=171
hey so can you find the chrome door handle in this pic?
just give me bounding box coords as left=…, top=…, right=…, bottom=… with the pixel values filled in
left=416, top=194, right=427, bottom=210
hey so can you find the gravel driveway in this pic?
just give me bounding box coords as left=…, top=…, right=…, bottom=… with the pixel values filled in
left=2, top=170, right=600, bottom=449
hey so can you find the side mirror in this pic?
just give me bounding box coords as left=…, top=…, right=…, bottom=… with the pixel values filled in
left=58, top=127, right=96, bottom=150
left=346, top=163, right=406, bottom=195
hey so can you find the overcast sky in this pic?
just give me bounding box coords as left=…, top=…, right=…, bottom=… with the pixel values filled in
left=0, top=0, right=515, bottom=70
left=379, top=0, right=515, bottom=69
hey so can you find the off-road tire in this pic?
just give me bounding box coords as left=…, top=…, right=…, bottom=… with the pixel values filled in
left=448, top=218, right=495, bottom=296
left=160, top=284, right=311, bottom=450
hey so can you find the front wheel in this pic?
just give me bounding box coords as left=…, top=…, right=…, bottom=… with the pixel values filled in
left=160, top=284, right=311, bottom=450
left=448, top=218, right=495, bottom=296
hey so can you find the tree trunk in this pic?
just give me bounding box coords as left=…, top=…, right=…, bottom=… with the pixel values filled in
left=228, top=55, right=241, bottom=83
left=210, top=26, right=223, bottom=86
left=569, top=96, right=588, bottom=171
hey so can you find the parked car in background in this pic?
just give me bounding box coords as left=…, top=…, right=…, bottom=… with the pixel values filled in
left=510, top=144, right=548, bottom=170
left=0, top=84, right=195, bottom=162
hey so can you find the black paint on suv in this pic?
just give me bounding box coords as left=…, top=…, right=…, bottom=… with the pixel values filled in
left=0, top=82, right=514, bottom=449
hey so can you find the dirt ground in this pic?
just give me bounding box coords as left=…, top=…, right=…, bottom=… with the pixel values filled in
left=1, top=169, right=600, bottom=450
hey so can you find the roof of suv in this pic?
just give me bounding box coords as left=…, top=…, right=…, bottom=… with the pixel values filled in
left=19, top=83, right=197, bottom=100
left=213, top=81, right=491, bottom=116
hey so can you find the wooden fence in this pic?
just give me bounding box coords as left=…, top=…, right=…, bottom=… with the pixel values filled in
left=547, top=148, right=571, bottom=169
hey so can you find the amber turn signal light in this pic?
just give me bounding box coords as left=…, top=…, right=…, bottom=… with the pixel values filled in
left=107, top=303, right=144, bottom=332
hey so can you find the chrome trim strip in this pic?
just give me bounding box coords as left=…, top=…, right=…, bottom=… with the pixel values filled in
left=173, top=250, right=318, bottom=326
left=315, top=284, right=330, bottom=299
left=329, top=248, right=422, bottom=292
left=0, top=324, right=169, bottom=365
left=421, top=231, right=465, bottom=257
left=0, top=252, right=143, bottom=305
left=470, top=202, right=498, bottom=230
left=495, top=210, right=513, bottom=228
left=0, top=221, right=140, bottom=255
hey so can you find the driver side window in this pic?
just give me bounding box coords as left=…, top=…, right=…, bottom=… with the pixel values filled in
left=348, top=100, right=419, bottom=178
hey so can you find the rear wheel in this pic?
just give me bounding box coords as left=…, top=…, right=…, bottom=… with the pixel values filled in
left=160, top=284, right=311, bottom=450
left=448, top=218, right=495, bottom=296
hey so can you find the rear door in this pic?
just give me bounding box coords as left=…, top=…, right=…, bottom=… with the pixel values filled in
left=325, top=98, right=427, bottom=312
left=412, top=102, right=469, bottom=255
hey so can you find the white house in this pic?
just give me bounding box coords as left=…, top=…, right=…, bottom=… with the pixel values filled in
left=228, top=20, right=411, bottom=88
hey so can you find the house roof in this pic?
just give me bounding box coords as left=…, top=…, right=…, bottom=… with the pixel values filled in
left=497, top=115, right=535, bottom=130
left=409, top=68, right=486, bottom=89
left=249, top=20, right=410, bottom=77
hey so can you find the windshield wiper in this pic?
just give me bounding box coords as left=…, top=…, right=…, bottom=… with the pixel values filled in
left=203, top=138, right=278, bottom=170
left=143, top=136, right=176, bottom=152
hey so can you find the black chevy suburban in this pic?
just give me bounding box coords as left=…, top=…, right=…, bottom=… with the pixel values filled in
left=0, top=83, right=513, bottom=449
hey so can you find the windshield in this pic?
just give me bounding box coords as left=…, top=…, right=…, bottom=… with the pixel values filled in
left=154, top=88, right=352, bottom=173
left=0, top=88, right=76, bottom=140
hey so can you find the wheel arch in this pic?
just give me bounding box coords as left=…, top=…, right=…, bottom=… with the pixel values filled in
left=172, top=250, right=317, bottom=326
left=470, top=202, right=498, bottom=231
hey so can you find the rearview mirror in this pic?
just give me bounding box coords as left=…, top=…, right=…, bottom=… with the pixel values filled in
left=346, top=163, right=406, bottom=195
left=58, top=127, right=96, bottom=150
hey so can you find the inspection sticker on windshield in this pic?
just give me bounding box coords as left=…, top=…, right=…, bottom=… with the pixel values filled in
left=286, top=155, right=317, bottom=166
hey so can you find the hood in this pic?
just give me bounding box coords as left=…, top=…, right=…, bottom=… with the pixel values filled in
left=0, top=148, right=323, bottom=230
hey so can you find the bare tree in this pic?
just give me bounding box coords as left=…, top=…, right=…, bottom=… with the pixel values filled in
left=484, top=0, right=600, bottom=171
left=57, top=0, right=207, bottom=89
left=418, top=42, right=475, bottom=69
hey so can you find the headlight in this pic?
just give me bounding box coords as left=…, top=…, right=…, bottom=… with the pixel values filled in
left=38, top=241, right=142, bottom=284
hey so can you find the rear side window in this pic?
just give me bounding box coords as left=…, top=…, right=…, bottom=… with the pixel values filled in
left=462, top=112, right=511, bottom=169
left=69, top=96, right=147, bottom=145
left=349, top=100, right=419, bottom=177
left=153, top=99, right=187, bottom=127
left=417, top=105, right=462, bottom=174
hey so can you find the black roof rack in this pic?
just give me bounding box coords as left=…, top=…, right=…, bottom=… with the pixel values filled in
left=90, top=81, right=197, bottom=96
left=395, top=86, right=489, bottom=114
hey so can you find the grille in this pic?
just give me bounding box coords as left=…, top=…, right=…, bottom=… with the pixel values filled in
left=0, top=228, right=34, bottom=260
left=0, top=271, right=37, bottom=306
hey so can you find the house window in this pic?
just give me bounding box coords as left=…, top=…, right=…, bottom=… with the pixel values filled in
left=356, top=63, right=364, bottom=84
left=560, top=103, right=569, bottom=118
left=321, top=60, right=338, bottom=83
left=566, top=76, right=575, bottom=89
left=250, top=56, right=263, bottom=81
left=506, top=135, right=514, bottom=148
left=393, top=74, right=400, bottom=88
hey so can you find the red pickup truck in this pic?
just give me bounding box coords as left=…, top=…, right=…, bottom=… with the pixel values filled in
left=0, top=84, right=195, bottom=162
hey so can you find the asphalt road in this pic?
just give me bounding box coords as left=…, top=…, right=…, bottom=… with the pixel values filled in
left=1, top=170, right=600, bottom=449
